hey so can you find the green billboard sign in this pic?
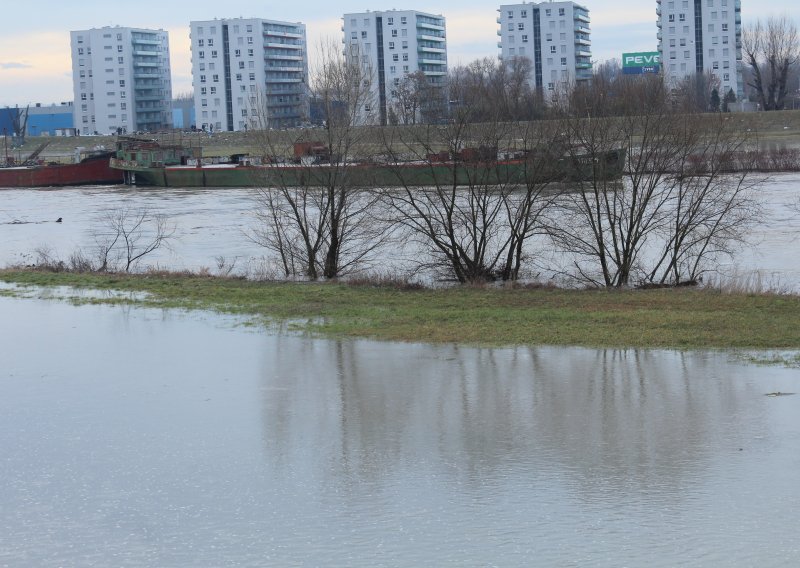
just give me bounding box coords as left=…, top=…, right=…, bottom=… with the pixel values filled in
left=622, top=52, right=661, bottom=75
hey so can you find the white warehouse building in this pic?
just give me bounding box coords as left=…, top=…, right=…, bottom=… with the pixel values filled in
left=656, top=0, right=743, bottom=99
left=342, top=9, right=448, bottom=125
left=70, top=27, right=173, bottom=135
left=189, top=18, right=309, bottom=132
left=497, top=2, right=592, bottom=95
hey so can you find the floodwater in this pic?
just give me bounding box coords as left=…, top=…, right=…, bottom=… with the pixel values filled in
left=1, top=173, right=799, bottom=288
left=1, top=291, right=799, bottom=566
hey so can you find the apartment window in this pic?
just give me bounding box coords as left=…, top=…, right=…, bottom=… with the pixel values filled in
left=507, top=10, right=514, bottom=18
left=546, top=33, right=552, bottom=41
left=210, top=86, right=216, bottom=94
left=402, top=53, right=408, bottom=61
left=211, top=51, right=218, bottom=58
left=669, top=14, right=675, bottom=22
left=391, top=29, right=397, bottom=37
left=79, top=58, right=85, bottom=67
left=713, top=61, right=719, bottom=69
left=509, top=35, right=515, bottom=44
left=210, top=26, right=217, bottom=34
left=242, top=109, right=248, bottom=116
left=361, top=31, right=367, bottom=39
left=213, top=74, right=220, bottom=82
left=402, top=41, right=408, bottom=49
left=247, top=37, right=253, bottom=44
left=723, top=36, right=729, bottom=44
left=363, top=18, right=369, bottom=26
left=389, top=41, right=395, bottom=50
left=208, top=38, right=214, bottom=46
left=507, top=23, right=514, bottom=31
left=117, top=45, right=123, bottom=52
left=550, top=45, right=557, bottom=53
left=236, top=73, right=242, bottom=81
left=118, top=56, right=124, bottom=64
left=518, top=23, right=524, bottom=30
left=351, top=31, right=357, bottom=39
left=722, top=23, right=728, bottom=31
left=246, top=25, right=253, bottom=32
left=77, top=35, right=83, bottom=43
left=670, top=39, right=676, bottom=47
left=200, top=74, right=206, bottom=83
left=522, top=35, right=528, bottom=43
left=393, top=53, right=399, bottom=61
left=78, top=47, right=84, bottom=55
left=561, top=57, right=567, bottom=66
left=81, top=93, right=87, bottom=101
left=680, top=38, right=687, bottom=46
left=684, top=50, right=691, bottom=58
left=724, top=73, right=730, bottom=81
left=679, top=13, right=686, bottom=22
left=239, top=61, right=245, bottom=69
left=80, top=70, right=85, bottom=78
left=548, top=82, right=554, bottom=90
left=350, top=18, right=356, bottom=26
left=390, top=65, right=396, bottom=74
left=249, top=73, right=255, bottom=80
left=248, top=49, right=254, bottom=56
left=201, top=98, right=208, bottom=107
left=119, top=80, right=125, bottom=87
left=199, top=51, right=205, bottom=59
left=387, top=17, right=394, bottom=25
left=200, top=87, right=207, bottom=95
left=199, top=63, right=206, bottom=71
left=198, top=39, right=204, bottom=47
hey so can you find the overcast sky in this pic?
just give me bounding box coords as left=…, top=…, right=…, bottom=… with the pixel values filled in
left=0, top=0, right=798, bottom=107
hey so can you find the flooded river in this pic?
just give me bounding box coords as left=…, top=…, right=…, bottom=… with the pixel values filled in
left=1, top=292, right=799, bottom=566
left=1, top=173, right=799, bottom=288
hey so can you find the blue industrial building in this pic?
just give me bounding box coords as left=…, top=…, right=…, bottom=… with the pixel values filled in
left=25, top=103, right=75, bottom=136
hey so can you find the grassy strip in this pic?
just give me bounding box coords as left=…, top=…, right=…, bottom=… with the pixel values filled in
left=2, top=269, right=800, bottom=349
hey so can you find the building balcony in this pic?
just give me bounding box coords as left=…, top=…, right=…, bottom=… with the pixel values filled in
left=418, top=34, right=446, bottom=42
left=133, top=50, right=159, bottom=56
left=576, top=62, right=592, bottom=69
left=265, top=42, right=302, bottom=50
left=266, top=54, right=304, bottom=61
left=265, top=77, right=303, bottom=83
left=574, top=25, right=590, bottom=34
left=417, top=22, right=445, bottom=31
left=133, top=61, right=160, bottom=68
left=419, top=46, right=447, bottom=54
left=423, top=70, right=447, bottom=76
left=420, top=58, right=446, bottom=65
left=132, top=38, right=160, bottom=46
left=575, top=37, right=591, bottom=46
left=574, top=13, right=590, bottom=24
left=264, top=30, right=304, bottom=39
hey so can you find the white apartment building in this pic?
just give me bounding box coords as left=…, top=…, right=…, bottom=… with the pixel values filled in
left=70, top=27, right=172, bottom=135
left=342, top=10, right=447, bottom=125
left=189, top=18, right=308, bottom=132
left=657, top=0, right=743, bottom=99
left=497, top=2, right=592, bottom=95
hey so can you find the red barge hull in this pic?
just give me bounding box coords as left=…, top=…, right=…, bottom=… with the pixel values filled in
left=0, top=152, right=124, bottom=188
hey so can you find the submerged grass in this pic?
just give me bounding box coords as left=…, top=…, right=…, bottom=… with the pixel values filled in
left=2, top=268, right=800, bottom=349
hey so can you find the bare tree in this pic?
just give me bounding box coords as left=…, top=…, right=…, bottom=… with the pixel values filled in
left=96, top=208, right=174, bottom=272
left=552, top=85, right=762, bottom=288
left=377, top=77, right=563, bottom=283
left=743, top=17, right=800, bottom=110
left=248, top=39, right=390, bottom=280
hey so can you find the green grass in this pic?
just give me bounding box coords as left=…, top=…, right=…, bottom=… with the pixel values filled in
left=3, top=269, right=800, bottom=350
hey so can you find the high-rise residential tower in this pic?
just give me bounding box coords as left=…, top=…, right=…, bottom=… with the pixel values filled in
left=189, top=18, right=309, bottom=132
left=342, top=9, right=447, bottom=125
left=656, top=0, right=743, bottom=99
left=70, top=27, right=172, bottom=135
left=497, top=2, right=592, bottom=95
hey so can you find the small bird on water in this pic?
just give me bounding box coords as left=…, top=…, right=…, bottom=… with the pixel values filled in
left=55, top=218, right=62, bottom=223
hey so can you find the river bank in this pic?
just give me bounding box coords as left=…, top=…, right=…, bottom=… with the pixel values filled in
left=10, top=109, right=800, bottom=164
left=2, top=269, right=800, bottom=350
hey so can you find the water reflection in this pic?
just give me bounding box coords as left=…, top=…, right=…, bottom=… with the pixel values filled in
left=1, top=295, right=799, bottom=566
left=258, top=341, right=763, bottom=496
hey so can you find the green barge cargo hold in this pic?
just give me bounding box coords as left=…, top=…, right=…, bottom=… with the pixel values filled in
left=110, top=137, right=626, bottom=188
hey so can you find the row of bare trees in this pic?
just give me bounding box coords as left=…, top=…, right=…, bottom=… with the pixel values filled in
left=246, top=42, right=764, bottom=288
